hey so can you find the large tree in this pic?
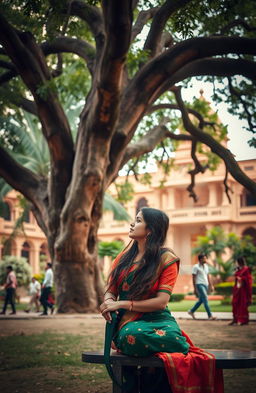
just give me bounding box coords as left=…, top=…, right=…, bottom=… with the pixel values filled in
left=0, top=0, right=255, bottom=312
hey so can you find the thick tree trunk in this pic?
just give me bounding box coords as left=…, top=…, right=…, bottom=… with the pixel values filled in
left=54, top=255, right=104, bottom=313
left=53, top=186, right=106, bottom=313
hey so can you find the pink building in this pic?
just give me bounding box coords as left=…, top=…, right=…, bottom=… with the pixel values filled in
left=98, top=140, right=256, bottom=293
left=1, top=141, right=255, bottom=293
left=0, top=190, right=49, bottom=274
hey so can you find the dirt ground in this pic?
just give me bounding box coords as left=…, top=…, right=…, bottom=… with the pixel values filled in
left=0, top=315, right=255, bottom=350
left=0, top=315, right=256, bottom=393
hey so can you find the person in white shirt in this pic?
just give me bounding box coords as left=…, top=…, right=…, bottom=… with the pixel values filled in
left=39, top=262, right=54, bottom=316
left=25, top=277, right=41, bottom=313
left=188, top=254, right=216, bottom=320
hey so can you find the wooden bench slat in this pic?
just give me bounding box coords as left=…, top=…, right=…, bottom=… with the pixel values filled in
left=82, top=349, right=256, bottom=369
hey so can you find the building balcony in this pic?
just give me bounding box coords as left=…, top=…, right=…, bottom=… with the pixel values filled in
left=166, top=205, right=233, bottom=224
left=0, top=218, right=45, bottom=238
left=237, top=206, right=256, bottom=222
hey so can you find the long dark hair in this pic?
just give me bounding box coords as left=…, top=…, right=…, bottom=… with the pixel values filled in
left=107, top=207, right=170, bottom=299
left=237, top=257, right=246, bottom=267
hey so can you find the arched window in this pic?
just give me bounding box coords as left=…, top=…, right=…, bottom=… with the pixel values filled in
left=136, top=197, right=149, bottom=214
left=240, top=189, right=256, bottom=207
left=21, top=241, right=30, bottom=262
left=242, top=227, right=256, bottom=246
left=0, top=201, right=11, bottom=221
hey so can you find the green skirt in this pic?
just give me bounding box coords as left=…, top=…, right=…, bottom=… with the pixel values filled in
left=115, top=308, right=189, bottom=357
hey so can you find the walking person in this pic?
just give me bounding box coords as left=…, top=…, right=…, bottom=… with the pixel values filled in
left=188, top=253, right=216, bottom=320
left=100, top=208, right=223, bottom=393
left=25, top=276, right=41, bottom=313
left=229, top=257, right=253, bottom=326
left=40, top=262, right=54, bottom=316
left=0, top=265, right=17, bottom=315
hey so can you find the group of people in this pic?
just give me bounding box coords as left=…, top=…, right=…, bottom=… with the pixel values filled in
left=100, top=207, right=253, bottom=393
left=0, top=262, right=55, bottom=316
left=187, top=253, right=253, bottom=325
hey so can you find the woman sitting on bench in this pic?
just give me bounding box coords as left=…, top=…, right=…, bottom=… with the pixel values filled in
left=100, top=207, right=223, bottom=393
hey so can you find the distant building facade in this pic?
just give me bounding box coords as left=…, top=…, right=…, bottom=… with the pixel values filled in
left=98, top=140, right=256, bottom=293
left=1, top=141, right=256, bottom=292
left=0, top=190, right=49, bottom=274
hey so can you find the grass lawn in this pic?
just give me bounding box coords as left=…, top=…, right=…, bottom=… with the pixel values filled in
left=0, top=316, right=255, bottom=393
left=168, top=299, right=256, bottom=313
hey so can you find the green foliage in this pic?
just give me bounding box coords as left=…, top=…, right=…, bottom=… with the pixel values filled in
left=0, top=255, right=31, bottom=286
left=170, top=293, right=185, bottom=302
left=215, top=281, right=256, bottom=296
left=209, top=260, right=234, bottom=282
left=115, top=181, right=134, bottom=205
left=103, top=193, right=131, bottom=221
left=192, top=226, right=256, bottom=282
left=98, top=241, right=124, bottom=260
left=127, top=47, right=150, bottom=78
left=36, top=79, right=57, bottom=100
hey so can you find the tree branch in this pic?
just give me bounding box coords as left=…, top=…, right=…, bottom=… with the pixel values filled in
left=0, top=36, right=96, bottom=86
left=0, top=14, right=74, bottom=220
left=70, top=0, right=104, bottom=51
left=187, top=139, right=209, bottom=202
left=220, top=18, right=256, bottom=35
left=173, top=86, right=256, bottom=196
left=119, top=121, right=192, bottom=171
left=143, top=0, right=193, bottom=58
left=120, top=36, right=256, bottom=141
left=164, top=58, right=256, bottom=90
left=148, top=103, right=207, bottom=127
left=41, top=37, right=96, bottom=74
left=5, top=92, right=38, bottom=116
left=0, top=145, right=48, bottom=233
left=85, top=0, right=133, bottom=139
left=228, top=77, right=256, bottom=133
left=131, top=7, right=160, bottom=42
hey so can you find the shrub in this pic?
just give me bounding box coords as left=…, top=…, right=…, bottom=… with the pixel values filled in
left=214, top=282, right=234, bottom=296
left=0, top=255, right=31, bottom=287
left=215, top=281, right=256, bottom=296
left=32, top=273, right=45, bottom=284
left=170, top=293, right=185, bottom=302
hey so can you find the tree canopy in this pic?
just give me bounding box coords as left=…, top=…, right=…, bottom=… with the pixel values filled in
left=0, top=0, right=255, bottom=312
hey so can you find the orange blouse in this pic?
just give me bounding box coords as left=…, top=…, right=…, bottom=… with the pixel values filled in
left=108, top=251, right=179, bottom=299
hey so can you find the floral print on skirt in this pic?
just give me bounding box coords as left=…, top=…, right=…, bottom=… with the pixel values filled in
left=115, top=308, right=189, bottom=357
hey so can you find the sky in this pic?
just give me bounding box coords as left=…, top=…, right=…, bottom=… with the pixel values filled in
left=182, top=79, right=256, bottom=162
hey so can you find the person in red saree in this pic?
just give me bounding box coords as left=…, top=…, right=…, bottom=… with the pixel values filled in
left=100, top=207, right=223, bottom=393
left=229, top=257, right=253, bottom=326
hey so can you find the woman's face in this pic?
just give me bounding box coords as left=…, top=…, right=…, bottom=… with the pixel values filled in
left=129, top=211, right=149, bottom=240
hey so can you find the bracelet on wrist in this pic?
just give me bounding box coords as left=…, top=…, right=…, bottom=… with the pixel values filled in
left=129, top=300, right=133, bottom=311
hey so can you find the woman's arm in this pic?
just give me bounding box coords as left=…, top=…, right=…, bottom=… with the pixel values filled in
left=100, top=292, right=170, bottom=321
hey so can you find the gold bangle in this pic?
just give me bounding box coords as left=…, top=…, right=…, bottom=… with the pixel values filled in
left=129, top=300, right=133, bottom=311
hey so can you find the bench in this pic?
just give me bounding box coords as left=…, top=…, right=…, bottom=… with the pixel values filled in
left=82, top=349, right=256, bottom=393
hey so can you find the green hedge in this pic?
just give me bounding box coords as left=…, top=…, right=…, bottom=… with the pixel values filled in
left=215, top=282, right=256, bottom=295
left=170, top=293, right=185, bottom=302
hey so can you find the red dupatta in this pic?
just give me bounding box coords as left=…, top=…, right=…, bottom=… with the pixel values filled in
left=156, top=331, right=224, bottom=393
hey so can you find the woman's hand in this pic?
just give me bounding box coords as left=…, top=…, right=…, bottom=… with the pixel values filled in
left=99, top=299, right=121, bottom=322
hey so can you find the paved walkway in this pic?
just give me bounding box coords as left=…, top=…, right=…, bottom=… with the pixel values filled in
left=0, top=310, right=255, bottom=321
